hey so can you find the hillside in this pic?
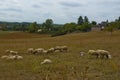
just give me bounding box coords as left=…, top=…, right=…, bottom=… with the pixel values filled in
left=0, top=31, right=120, bottom=80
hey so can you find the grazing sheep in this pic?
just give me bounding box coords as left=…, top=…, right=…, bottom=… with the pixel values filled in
left=60, top=46, right=68, bottom=52
left=96, top=50, right=112, bottom=59
left=1, top=55, right=9, bottom=59
left=80, top=51, right=85, bottom=57
left=27, top=48, right=34, bottom=54
left=5, top=50, right=10, bottom=55
left=9, top=51, right=18, bottom=55
left=47, top=48, right=55, bottom=53
left=15, top=55, right=23, bottom=60
left=7, top=55, right=16, bottom=60
left=35, top=48, right=44, bottom=54
left=41, top=59, right=52, bottom=64
left=54, top=45, right=68, bottom=52
left=5, top=50, right=18, bottom=55
left=88, top=50, right=100, bottom=58
left=42, top=50, right=48, bottom=54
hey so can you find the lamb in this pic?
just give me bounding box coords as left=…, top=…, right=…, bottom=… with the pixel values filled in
left=41, top=59, right=52, bottom=64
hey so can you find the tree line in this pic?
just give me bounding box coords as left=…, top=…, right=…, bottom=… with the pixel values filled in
left=0, top=16, right=120, bottom=36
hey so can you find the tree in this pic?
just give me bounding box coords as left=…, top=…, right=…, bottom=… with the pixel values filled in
left=45, top=19, right=53, bottom=31
left=84, top=16, right=89, bottom=23
left=63, top=22, right=77, bottom=33
left=28, top=22, right=37, bottom=33
left=105, top=22, right=117, bottom=35
left=77, top=16, right=84, bottom=25
left=91, top=21, right=97, bottom=25
left=77, top=23, right=91, bottom=32
left=118, top=16, right=120, bottom=21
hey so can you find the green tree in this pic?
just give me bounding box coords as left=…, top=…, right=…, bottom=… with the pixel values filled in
left=105, top=22, right=117, bottom=35
left=63, top=22, right=77, bottom=33
left=84, top=16, right=89, bottom=23
left=91, top=21, right=97, bottom=25
left=45, top=19, right=53, bottom=31
left=77, top=16, right=84, bottom=25
left=28, top=22, right=37, bottom=33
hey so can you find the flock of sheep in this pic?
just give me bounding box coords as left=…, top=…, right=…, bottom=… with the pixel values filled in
left=1, top=50, right=23, bottom=60
left=27, top=45, right=68, bottom=54
left=1, top=45, right=112, bottom=64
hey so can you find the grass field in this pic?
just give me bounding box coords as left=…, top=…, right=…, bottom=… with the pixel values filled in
left=0, top=31, right=120, bottom=80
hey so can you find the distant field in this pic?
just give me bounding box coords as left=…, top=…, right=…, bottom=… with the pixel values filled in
left=0, top=30, right=120, bottom=80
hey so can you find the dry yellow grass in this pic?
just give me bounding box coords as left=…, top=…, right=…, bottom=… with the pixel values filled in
left=0, top=31, right=120, bottom=80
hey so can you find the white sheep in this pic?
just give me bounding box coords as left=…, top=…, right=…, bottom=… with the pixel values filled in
left=27, top=48, right=34, bottom=54
left=80, top=51, right=85, bottom=57
left=96, top=49, right=112, bottom=59
left=15, top=55, right=23, bottom=60
left=1, top=55, right=9, bottom=59
left=9, top=50, right=18, bottom=55
left=42, top=50, right=48, bottom=54
left=87, top=50, right=99, bottom=58
left=54, top=45, right=68, bottom=52
left=34, top=48, right=44, bottom=54
left=47, top=48, right=55, bottom=53
left=41, top=59, right=52, bottom=64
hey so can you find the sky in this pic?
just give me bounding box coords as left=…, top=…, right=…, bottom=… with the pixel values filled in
left=0, top=0, right=120, bottom=24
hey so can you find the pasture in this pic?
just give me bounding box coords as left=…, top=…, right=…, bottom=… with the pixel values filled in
left=0, top=31, right=120, bottom=80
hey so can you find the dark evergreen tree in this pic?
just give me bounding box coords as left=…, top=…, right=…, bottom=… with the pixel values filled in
left=77, top=16, right=84, bottom=25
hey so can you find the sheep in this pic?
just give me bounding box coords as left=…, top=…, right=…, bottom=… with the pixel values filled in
left=7, top=55, right=17, bottom=60
left=27, top=48, right=34, bottom=54
left=47, top=48, right=55, bottom=53
left=34, top=48, right=44, bottom=54
left=5, top=50, right=10, bottom=55
left=54, top=45, right=68, bottom=52
left=42, top=50, right=48, bottom=54
left=80, top=51, right=86, bottom=57
left=88, top=50, right=100, bottom=58
left=41, top=59, right=52, bottom=64
left=15, top=55, right=23, bottom=60
left=9, top=50, right=18, bottom=55
left=1, top=55, right=9, bottom=59
left=60, top=46, right=68, bottom=52
left=96, top=50, right=112, bottom=59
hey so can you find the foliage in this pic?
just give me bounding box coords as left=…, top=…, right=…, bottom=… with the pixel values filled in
left=76, top=23, right=92, bottom=32
left=28, top=22, right=37, bottom=33
left=77, top=16, right=84, bottom=25
left=84, top=16, right=89, bottom=23
left=91, top=21, right=97, bottom=25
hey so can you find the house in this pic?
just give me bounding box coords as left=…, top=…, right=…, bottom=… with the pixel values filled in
left=91, top=25, right=101, bottom=31
left=91, top=21, right=108, bottom=31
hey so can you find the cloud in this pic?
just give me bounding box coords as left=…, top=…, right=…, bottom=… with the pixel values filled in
left=0, top=0, right=120, bottom=24
left=0, top=8, right=23, bottom=12
left=32, top=4, right=41, bottom=8
left=60, top=1, right=84, bottom=7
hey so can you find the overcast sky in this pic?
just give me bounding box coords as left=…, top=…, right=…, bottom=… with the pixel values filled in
left=0, top=0, right=120, bottom=24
